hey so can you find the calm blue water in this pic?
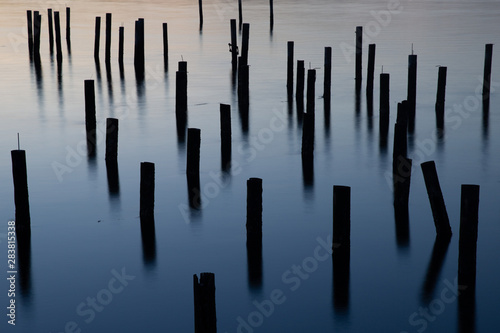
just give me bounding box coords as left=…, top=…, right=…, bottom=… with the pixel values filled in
left=1, top=0, right=499, bottom=332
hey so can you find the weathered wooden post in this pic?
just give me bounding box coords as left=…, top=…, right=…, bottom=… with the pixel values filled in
left=306, top=68, right=316, bottom=116
left=187, top=128, right=201, bottom=177
left=379, top=72, right=390, bottom=147
left=27, top=10, right=33, bottom=60
left=355, top=26, right=362, bottom=90
left=54, top=11, right=63, bottom=63
left=105, top=13, right=112, bottom=63
left=241, top=23, right=250, bottom=66
left=366, top=44, right=375, bottom=96
left=482, top=44, right=493, bottom=104
left=140, top=162, right=155, bottom=222
left=392, top=101, right=408, bottom=177
left=220, top=104, right=232, bottom=172
left=407, top=53, right=417, bottom=133
left=458, top=184, right=480, bottom=293
left=287, top=41, right=294, bottom=99
left=134, top=18, right=145, bottom=75
left=33, top=11, right=41, bottom=62
left=163, top=23, right=168, bottom=70
left=84, top=80, right=96, bottom=155
left=301, top=69, right=316, bottom=158
left=421, top=161, right=452, bottom=237
left=394, top=156, right=412, bottom=218
left=47, top=9, right=54, bottom=54
left=296, top=60, right=305, bottom=101
left=176, top=61, right=188, bottom=119
left=324, top=47, right=332, bottom=101
left=94, top=17, right=101, bottom=61
left=105, top=118, right=119, bottom=162
left=230, top=19, right=238, bottom=72
left=332, top=185, right=350, bottom=311
left=238, top=0, right=243, bottom=31
left=11, top=149, right=31, bottom=235
left=198, top=0, right=203, bottom=30
left=193, top=273, right=217, bottom=333
left=247, top=178, right=263, bottom=238
left=435, top=66, right=447, bottom=129
left=65, top=7, right=70, bottom=43
left=118, top=26, right=124, bottom=65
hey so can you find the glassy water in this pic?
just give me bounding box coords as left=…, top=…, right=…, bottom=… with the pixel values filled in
left=1, top=0, right=499, bottom=332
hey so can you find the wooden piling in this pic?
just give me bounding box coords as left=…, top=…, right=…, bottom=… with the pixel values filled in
left=421, top=161, right=452, bottom=237
left=33, top=11, right=41, bottom=61
left=306, top=69, right=316, bottom=116
left=269, top=0, right=274, bottom=31
left=379, top=73, right=390, bottom=146
left=458, top=184, right=480, bottom=292
left=163, top=23, right=168, bottom=70
left=65, top=7, right=70, bottom=43
left=220, top=104, right=232, bottom=171
left=176, top=61, right=188, bottom=118
left=324, top=47, right=332, bottom=101
left=193, top=273, right=217, bottom=333
left=94, top=17, right=101, bottom=61
left=287, top=41, right=294, bottom=98
left=247, top=178, right=263, bottom=237
left=241, top=23, right=250, bottom=66
left=187, top=128, right=201, bottom=177
left=198, top=0, right=203, bottom=30
left=84, top=80, right=96, bottom=154
left=140, top=162, right=155, bottom=222
left=366, top=44, right=375, bottom=95
left=229, top=19, right=238, bottom=72
left=393, top=157, right=412, bottom=217
left=407, top=54, right=417, bottom=133
left=355, top=26, right=362, bottom=89
left=238, top=0, right=243, bottom=31
left=296, top=60, right=305, bottom=101
left=54, top=11, right=62, bottom=63
left=134, top=18, right=145, bottom=74
left=393, top=101, right=408, bottom=178
left=105, top=118, right=119, bottom=162
left=47, top=9, right=54, bottom=53
left=11, top=150, right=31, bottom=235
left=333, top=185, right=351, bottom=251
left=482, top=44, right=493, bottom=104
left=435, top=66, right=447, bottom=129
left=27, top=10, right=33, bottom=59
left=118, top=26, right=124, bottom=65
left=105, top=13, right=112, bottom=63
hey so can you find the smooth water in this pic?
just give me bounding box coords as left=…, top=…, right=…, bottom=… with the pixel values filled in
left=1, top=0, right=499, bottom=332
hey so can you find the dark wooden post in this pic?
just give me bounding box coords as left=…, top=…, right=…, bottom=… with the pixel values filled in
left=94, top=17, right=101, bottom=61
left=198, top=0, right=203, bottom=30
left=47, top=9, right=54, bottom=54
left=393, top=156, right=412, bottom=219
left=238, top=0, right=243, bottom=31
left=176, top=61, right=188, bottom=119
left=193, top=273, right=217, bottom=333
left=247, top=178, right=263, bottom=238
left=134, top=18, right=145, bottom=75
left=333, top=185, right=350, bottom=251
left=54, top=11, right=62, bottom=63
left=324, top=47, right=332, bottom=101
left=11, top=150, right=31, bottom=235
left=65, top=7, right=70, bottom=43
left=33, top=11, right=41, bottom=62
left=287, top=41, right=294, bottom=98
left=296, top=60, right=305, bottom=101
left=105, top=118, right=119, bottom=162
left=187, top=128, right=201, bottom=177
left=306, top=69, right=316, bottom=115
left=407, top=54, right=417, bottom=133
left=355, top=26, right=362, bottom=90
left=482, top=44, right=493, bottom=104
left=140, top=162, right=155, bottom=222
left=435, top=66, right=447, bottom=129
left=241, top=23, right=250, bottom=66
left=366, top=44, right=376, bottom=95
left=105, top=13, right=112, bottom=63
left=421, top=161, right=452, bottom=237
left=379, top=72, right=390, bottom=146
left=84, top=80, right=96, bottom=155
left=27, top=10, right=33, bottom=59
left=269, top=0, right=274, bottom=31
left=118, top=26, right=124, bottom=65
left=163, top=23, right=168, bottom=70
left=230, top=19, right=238, bottom=72
left=458, top=184, right=480, bottom=292
left=393, top=101, right=408, bottom=178
left=220, top=104, right=232, bottom=171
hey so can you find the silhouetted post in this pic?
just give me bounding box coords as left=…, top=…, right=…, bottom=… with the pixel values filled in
left=11, top=150, right=31, bottom=235
left=380, top=72, right=390, bottom=146
left=324, top=47, right=332, bottom=101
left=393, top=156, right=412, bottom=217
left=458, top=184, right=480, bottom=293
left=220, top=104, right=231, bottom=170
left=241, top=23, right=250, bottom=66
left=187, top=128, right=201, bottom=177
left=94, top=17, right=101, bottom=61
left=65, top=7, right=70, bottom=43
left=482, top=44, right=493, bottom=104
left=435, top=66, right=447, bottom=129
left=84, top=80, right=96, bottom=154
left=134, top=18, right=145, bottom=75
left=33, top=12, right=41, bottom=61
left=269, top=0, right=274, bottom=31
left=302, top=69, right=316, bottom=158
left=306, top=69, right=316, bottom=115
left=105, top=13, right=112, bottom=63
left=238, top=0, right=243, bottom=31
left=296, top=60, right=305, bottom=101
left=163, top=23, right=168, bottom=70
left=355, top=26, right=362, bottom=90
left=393, top=101, right=408, bottom=177
left=366, top=44, right=375, bottom=95
left=247, top=178, right=263, bottom=238
left=287, top=41, right=294, bottom=99
left=421, top=161, right=452, bottom=237
left=54, top=11, right=62, bottom=63
left=105, top=118, right=119, bottom=162
left=193, top=273, right=217, bottom=333
left=176, top=61, right=188, bottom=118
left=198, top=0, right=203, bottom=30
left=118, top=26, right=124, bottom=65
left=407, top=54, right=417, bottom=133
left=27, top=10, right=33, bottom=59
left=47, top=9, right=54, bottom=54
left=333, top=186, right=350, bottom=251
left=229, top=19, right=238, bottom=72
left=140, top=162, right=155, bottom=222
